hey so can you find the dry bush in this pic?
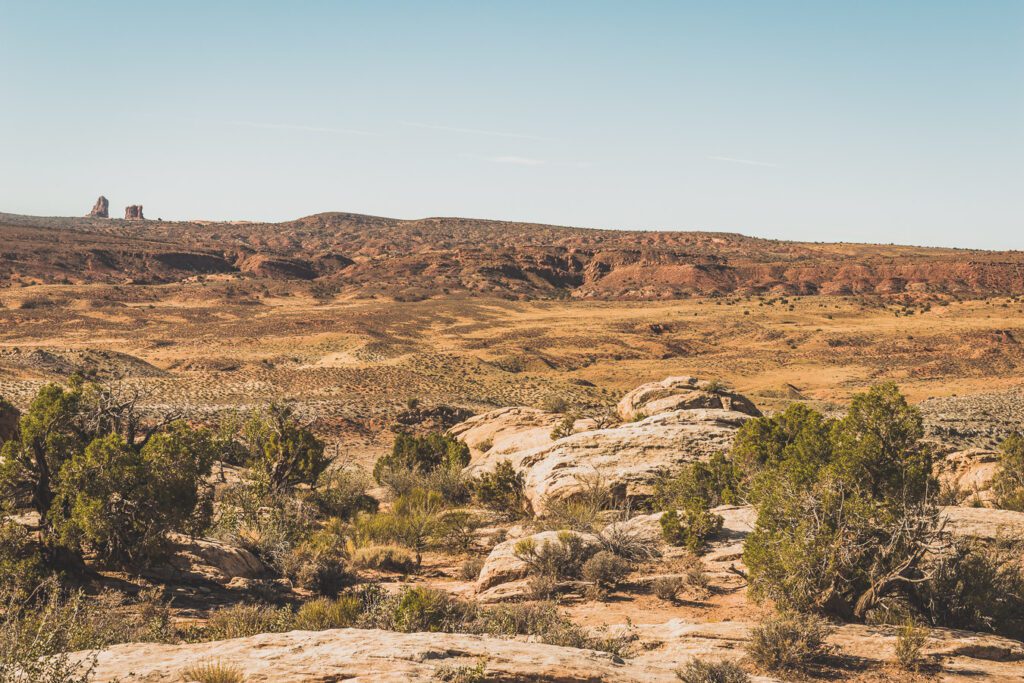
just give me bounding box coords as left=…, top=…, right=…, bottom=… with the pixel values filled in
left=746, top=612, right=833, bottom=672
left=201, top=603, right=294, bottom=641
left=675, top=659, right=750, bottom=683
left=460, top=557, right=485, bottom=581
left=180, top=661, right=246, bottom=683
left=293, top=596, right=361, bottom=631
left=350, top=544, right=418, bottom=574
left=893, top=620, right=929, bottom=672
left=581, top=550, right=631, bottom=599
left=652, top=576, right=685, bottom=602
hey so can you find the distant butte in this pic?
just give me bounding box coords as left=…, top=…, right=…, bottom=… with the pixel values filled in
left=124, top=205, right=145, bottom=220
left=87, top=195, right=109, bottom=218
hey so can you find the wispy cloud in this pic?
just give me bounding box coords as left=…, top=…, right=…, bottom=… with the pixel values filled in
left=229, top=121, right=379, bottom=136
left=486, top=155, right=547, bottom=166
left=707, top=155, right=782, bottom=169
left=401, top=121, right=548, bottom=141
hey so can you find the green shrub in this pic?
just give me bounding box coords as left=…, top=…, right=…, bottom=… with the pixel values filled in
left=51, top=424, right=214, bottom=566
left=353, top=488, right=450, bottom=566
left=0, top=521, right=48, bottom=597
left=433, top=657, right=488, bottom=683
left=581, top=550, right=631, bottom=596
left=243, top=404, right=329, bottom=492
left=390, top=586, right=476, bottom=633
left=202, top=603, right=295, bottom=641
left=550, top=415, right=575, bottom=440
left=514, top=531, right=596, bottom=582
left=653, top=453, right=741, bottom=512
left=472, top=461, right=528, bottom=518
left=746, top=612, right=833, bottom=672
left=350, top=544, right=418, bottom=573
left=675, top=659, right=750, bottom=683
left=313, top=467, right=378, bottom=520
left=279, top=522, right=351, bottom=595
left=660, top=506, right=723, bottom=551
left=993, top=433, right=1024, bottom=511
left=293, top=595, right=361, bottom=630
left=893, top=620, right=929, bottom=672
left=540, top=473, right=613, bottom=532
left=373, top=433, right=470, bottom=484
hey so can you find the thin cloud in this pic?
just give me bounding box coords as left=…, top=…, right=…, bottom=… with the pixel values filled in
left=402, top=121, right=549, bottom=141
left=486, top=155, right=547, bottom=166
left=707, top=155, right=782, bottom=169
left=229, top=121, right=379, bottom=136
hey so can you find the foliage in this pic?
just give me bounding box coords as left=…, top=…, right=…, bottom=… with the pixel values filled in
left=349, top=543, right=418, bottom=574
left=652, top=576, right=684, bottom=602
left=660, top=506, right=723, bottom=552
left=389, top=586, right=476, bottom=633
left=581, top=550, right=631, bottom=597
left=993, top=433, right=1024, bottom=511
left=675, top=659, right=750, bottom=683
left=893, top=620, right=929, bottom=672
left=353, top=488, right=451, bottom=566
left=201, top=603, right=295, bottom=641
left=51, top=424, right=215, bottom=566
left=0, top=521, right=48, bottom=598
left=539, top=472, right=613, bottom=532
left=472, top=460, right=528, bottom=519
left=278, top=521, right=351, bottom=595
left=741, top=384, right=944, bottom=621
left=598, top=523, right=660, bottom=561
left=746, top=611, right=833, bottom=672
left=243, top=404, right=329, bottom=492
left=433, top=657, right=488, bottom=683
left=373, top=433, right=470, bottom=485
left=652, top=453, right=741, bottom=512
left=293, top=595, right=362, bottom=630
left=459, top=557, right=485, bottom=581
left=312, top=466, right=378, bottom=520
left=514, top=531, right=596, bottom=582
left=180, top=661, right=246, bottom=683
left=550, top=415, right=575, bottom=440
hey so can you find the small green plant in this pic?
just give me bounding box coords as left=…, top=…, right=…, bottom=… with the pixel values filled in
left=675, top=659, right=750, bottom=683
left=660, top=506, right=723, bottom=551
left=293, top=595, right=362, bottom=631
left=993, top=433, right=1024, bottom=511
left=893, top=620, right=929, bottom=672
left=472, top=460, right=528, bottom=519
left=433, top=657, right=488, bottom=683
left=746, top=612, right=833, bottom=672
left=550, top=415, right=575, bottom=440
left=180, top=661, right=246, bottom=683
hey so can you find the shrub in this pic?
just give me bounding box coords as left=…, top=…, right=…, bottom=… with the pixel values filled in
left=540, top=472, right=613, bottom=532
left=279, top=522, right=351, bottom=595
left=746, top=612, right=833, bottom=672
left=373, top=433, right=470, bottom=484
left=514, top=531, right=595, bottom=581
left=202, top=603, right=294, bottom=641
left=313, top=467, right=378, bottom=520
left=472, top=461, right=528, bottom=519
left=433, top=657, right=488, bottom=683
left=550, top=415, right=575, bottom=440
left=459, top=557, right=485, bottom=581
left=243, top=404, right=329, bottom=492
left=51, top=424, right=214, bottom=566
left=660, top=506, right=723, bottom=552
left=599, top=523, right=660, bottom=561
left=0, top=521, right=48, bottom=597
left=993, top=433, right=1024, bottom=511
left=742, top=385, right=943, bottom=621
left=180, top=661, right=246, bottom=683
left=652, top=576, right=684, bottom=602
left=581, top=550, right=631, bottom=595
left=675, top=659, right=750, bottom=683
left=353, top=488, right=449, bottom=566
left=293, top=595, right=361, bottom=630
left=653, top=453, right=741, bottom=512
left=893, top=620, right=929, bottom=672
left=389, top=586, right=476, bottom=633
left=350, top=544, right=418, bottom=574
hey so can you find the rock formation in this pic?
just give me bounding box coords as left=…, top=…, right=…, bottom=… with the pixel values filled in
left=616, top=376, right=762, bottom=421
left=933, top=448, right=1001, bottom=506
left=124, top=204, right=144, bottom=220
left=87, top=195, right=109, bottom=218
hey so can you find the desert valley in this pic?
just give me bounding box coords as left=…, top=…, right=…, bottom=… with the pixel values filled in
left=1, top=209, right=1023, bottom=682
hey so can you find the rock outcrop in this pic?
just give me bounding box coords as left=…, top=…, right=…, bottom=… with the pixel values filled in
left=124, top=205, right=144, bottom=220
left=476, top=529, right=601, bottom=600
left=452, top=407, right=596, bottom=474
left=934, top=449, right=1001, bottom=506
left=617, top=376, right=761, bottom=421
left=143, top=534, right=269, bottom=586
left=87, top=195, right=109, bottom=218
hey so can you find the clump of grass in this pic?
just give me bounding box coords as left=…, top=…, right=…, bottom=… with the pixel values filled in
left=746, top=611, right=833, bottom=672
left=675, top=659, right=750, bottom=683
left=180, top=660, right=246, bottom=683
left=894, top=620, right=929, bottom=671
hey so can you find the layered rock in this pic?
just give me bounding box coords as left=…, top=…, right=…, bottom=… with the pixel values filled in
left=617, top=376, right=761, bottom=421
left=934, top=449, right=1001, bottom=506
left=451, top=407, right=595, bottom=474
left=124, top=204, right=145, bottom=220
left=87, top=195, right=109, bottom=218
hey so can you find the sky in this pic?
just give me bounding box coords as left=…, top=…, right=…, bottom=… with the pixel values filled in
left=1, top=1, right=1022, bottom=249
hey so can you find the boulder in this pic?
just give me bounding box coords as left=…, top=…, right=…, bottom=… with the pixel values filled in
left=617, top=376, right=761, bottom=422
left=941, top=505, right=1024, bottom=541
left=87, top=195, right=109, bottom=218
left=934, top=449, right=1001, bottom=506
left=519, top=409, right=751, bottom=515
left=124, top=204, right=145, bottom=220
left=476, top=529, right=601, bottom=596
left=144, top=534, right=270, bottom=586
left=450, top=406, right=593, bottom=473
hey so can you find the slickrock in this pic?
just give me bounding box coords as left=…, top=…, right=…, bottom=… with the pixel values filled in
left=941, top=505, right=1024, bottom=541
left=616, top=376, right=761, bottom=421
left=934, top=449, right=1001, bottom=506
left=87, top=195, right=109, bottom=218
left=78, top=628, right=684, bottom=683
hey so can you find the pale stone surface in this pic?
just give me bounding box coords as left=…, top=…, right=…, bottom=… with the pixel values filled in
left=941, top=505, right=1024, bottom=541
left=616, top=376, right=761, bottom=422
left=146, top=534, right=269, bottom=585
left=934, top=448, right=1001, bottom=506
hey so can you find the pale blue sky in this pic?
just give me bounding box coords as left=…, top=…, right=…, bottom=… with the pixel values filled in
left=1, top=1, right=1022, bottom=248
